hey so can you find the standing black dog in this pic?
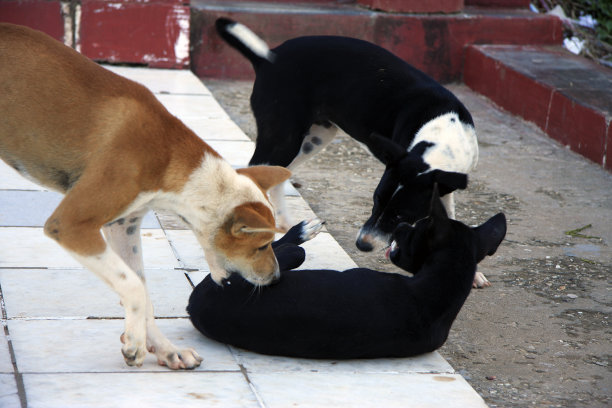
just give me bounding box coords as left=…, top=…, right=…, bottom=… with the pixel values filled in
left=187, top=189, right=506, bottom=359
left=215, top=18, right=479, bottom=249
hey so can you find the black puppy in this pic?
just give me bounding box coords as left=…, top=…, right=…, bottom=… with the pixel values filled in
left=187, top=190, right=506, bottom=359
left=216, top=18, right=478, bottom=237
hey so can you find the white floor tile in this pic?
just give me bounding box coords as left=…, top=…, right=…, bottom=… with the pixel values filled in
left=0, top=161, right=45, bottom=191
left=183, top=117, right=251, bottom=142
left=9, top=319, right=238, bottom=373
left=233, top=349, right=453, bottom=374
left=156, top=94, right=229, bottom=121
left=23, top=372, right=259, bottom=408
left=0, top=374, right=20, bottom=408
left=207, top=141, right=255, bottom=167
left=102, top=66, right=211, bottom=96
left=0, top=228, right=79, bottom=268
left=164, top=230, right=209, bottom=272
left=249, top=371, right=487, bottom=408
left=0, top=191, right=159, bottom=228
left=282, top=196, right=319, bottom=222
left=0, top=269, right=192, bottom=319
left=300, top=233, right=358, bottom=270
left=0, top=228, right=179, bottom=269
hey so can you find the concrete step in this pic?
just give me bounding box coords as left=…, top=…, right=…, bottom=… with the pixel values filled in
left=190, top=0, right=562, bottom=83
left=465, top=0, right=530, bottom=8
left=464, top=44, right=612, bottom=172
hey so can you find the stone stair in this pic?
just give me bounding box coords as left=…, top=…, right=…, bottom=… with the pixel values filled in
left=190, top=0, right=562, bottom=82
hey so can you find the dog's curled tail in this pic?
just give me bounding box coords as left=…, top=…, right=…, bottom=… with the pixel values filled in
left=216, top=18, right=275, bottom=68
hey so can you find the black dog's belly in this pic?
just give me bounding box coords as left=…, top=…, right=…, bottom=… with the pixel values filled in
left=187, top=270, right=438, bottom=359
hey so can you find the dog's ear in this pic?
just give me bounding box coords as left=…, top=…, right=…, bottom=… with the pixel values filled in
left=366, top=133, right=406, bottom=165
left=237, top=166, right=291, bottom=192
left=473, top=213, right=507, bottom=262
left=412, top=170, right=467, bottom=196
left=433, top=170, right=468, bottom=193
left=229, top=202, right=284, bottom=236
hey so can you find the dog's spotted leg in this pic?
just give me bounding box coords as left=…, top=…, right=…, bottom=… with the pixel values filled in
left=103, top=210, right=203, bottom=369
left=269, top=123, right=338, bottom=231
left=68, top=245, right=149, bottom=366
left=440, top=192, right=456, bottom=220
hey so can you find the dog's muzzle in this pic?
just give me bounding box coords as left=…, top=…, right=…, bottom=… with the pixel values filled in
left=355, top=233, right=375, bottom=252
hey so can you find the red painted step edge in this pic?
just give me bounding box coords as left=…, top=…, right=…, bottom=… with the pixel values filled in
left=0, top=0, right=64, bottom=41
left=358, top=0, right=464, bottom=13
left=464, top=45, right=611, bottom=171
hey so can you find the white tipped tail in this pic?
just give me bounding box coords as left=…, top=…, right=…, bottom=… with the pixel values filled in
left=225, top=22, right=275, bottom=63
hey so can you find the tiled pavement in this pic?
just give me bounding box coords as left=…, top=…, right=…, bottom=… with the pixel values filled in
left=0, top=67, right=487, bottom=407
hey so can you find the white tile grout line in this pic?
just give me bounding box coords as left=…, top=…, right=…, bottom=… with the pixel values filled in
left=230, top=346, right=270, bottom=408
left=0, top=281, right=28, bottom=408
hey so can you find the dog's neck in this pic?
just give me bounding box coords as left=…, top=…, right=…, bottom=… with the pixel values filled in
left=409, top=242, right=477, bottom=319
left=137, top=155, right=269, bottom=232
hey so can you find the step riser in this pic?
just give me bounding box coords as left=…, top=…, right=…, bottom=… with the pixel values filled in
left=465, top=45, right=612, bottom=172
left=191, top=7, right=562, bottom=83
left=1, top=0, right=190, bottom=69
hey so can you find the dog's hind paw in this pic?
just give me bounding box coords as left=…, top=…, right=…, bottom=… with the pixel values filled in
left=473, top=272, right=491, bottom=289
left=156, top=347, right=203, bottom=370
left=300, top=218, right=325, bottom=242
left=274, top=218, right=325, bottom=247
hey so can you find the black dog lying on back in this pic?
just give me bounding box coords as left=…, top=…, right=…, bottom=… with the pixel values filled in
left=187, top=190, right=506, bottom=359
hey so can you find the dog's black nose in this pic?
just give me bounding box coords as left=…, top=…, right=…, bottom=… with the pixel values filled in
left=355, top=238, right=374, bottom=252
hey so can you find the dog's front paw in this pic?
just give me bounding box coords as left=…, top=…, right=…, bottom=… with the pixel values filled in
left=155, top=347, right=203, bottom=370
left=300, top=218, right=325, bottom=242
left=120, top=333, right=147, bottom=367
left=473, top=272, right=491, bottom=289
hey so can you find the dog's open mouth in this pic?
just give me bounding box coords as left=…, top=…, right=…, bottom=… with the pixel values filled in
left=385, top=240, right=398, bottom=260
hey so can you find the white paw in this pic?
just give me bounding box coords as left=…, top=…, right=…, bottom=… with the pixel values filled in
left=473, top=272, right=491, bottom=289
left=300, top=218, right=325, bottom=242
left=120, top=332, right=147, bottom=367
left=155, top=346, right=203, bottom=370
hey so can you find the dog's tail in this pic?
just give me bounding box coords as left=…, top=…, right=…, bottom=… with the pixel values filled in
left=216, top=18, right=275, bottom=69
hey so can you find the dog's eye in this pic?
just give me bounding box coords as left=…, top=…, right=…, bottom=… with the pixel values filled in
left=257, top=243, right=270, bottom=251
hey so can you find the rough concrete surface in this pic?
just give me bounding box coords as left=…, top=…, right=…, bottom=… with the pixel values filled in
left=203, top=78, right=611, bottom=408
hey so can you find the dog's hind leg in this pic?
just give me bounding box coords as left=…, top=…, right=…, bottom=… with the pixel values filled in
left=266, top=123, right=338, bottom=231
left=44, top=182, right=150, bottom=367
left=272, top=218, right=325, bottom=248
left=440, top=192, right=456, bottom=220
left=103, top=211, right=203, bottom=369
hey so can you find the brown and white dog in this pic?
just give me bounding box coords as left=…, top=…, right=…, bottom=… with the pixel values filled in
left=0, top=24, right=290, bottom=369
